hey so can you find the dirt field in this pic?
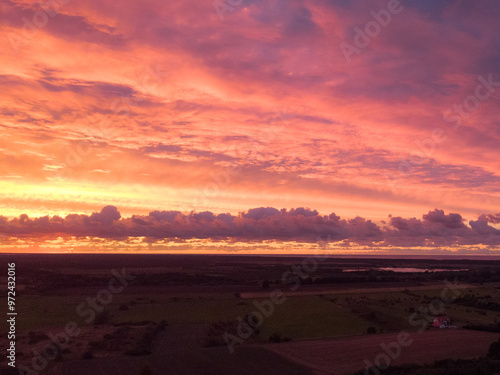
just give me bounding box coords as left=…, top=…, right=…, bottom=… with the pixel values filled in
left=266, top=329, right=500, bottom=375
left=62, top=324, right=314, bottom=375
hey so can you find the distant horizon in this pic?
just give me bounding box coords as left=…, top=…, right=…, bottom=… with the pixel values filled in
left=3, top=252, right=500, bottom=260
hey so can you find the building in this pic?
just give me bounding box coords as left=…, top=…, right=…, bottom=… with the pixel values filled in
left=433, top=315, right=451, bottom=328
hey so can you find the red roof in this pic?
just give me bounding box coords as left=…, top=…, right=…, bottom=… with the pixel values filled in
left=433, top=316, right=451, bottom=327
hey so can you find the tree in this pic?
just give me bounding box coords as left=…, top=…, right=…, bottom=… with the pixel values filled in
left=488, top=338, right=500, bottom=359
left=269, top=333, right=282, bottom=343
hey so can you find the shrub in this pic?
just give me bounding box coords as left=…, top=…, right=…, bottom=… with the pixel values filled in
left=206, top=321, right=234, bottom=347
left=125, top=323, right=165, bottom=356
left=488, top=338, right=500, bottom=359
left=0, top=366, right=18, bottom=375
left=269, top=333, right=282, bottom=343
left=28, top=332, right=49, bottom=344
left=94, top=310, right=110, bottom=325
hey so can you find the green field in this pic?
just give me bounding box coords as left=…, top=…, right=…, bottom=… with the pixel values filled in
left=3, top=293, right=373, bottom=340
left=5, top=285, right=500, bottom=341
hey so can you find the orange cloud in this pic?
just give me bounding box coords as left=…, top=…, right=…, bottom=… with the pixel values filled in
left=1, top=0, right=499, bottom=254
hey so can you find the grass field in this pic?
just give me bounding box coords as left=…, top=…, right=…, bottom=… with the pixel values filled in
left=255, top=295, right=373, bottom=339
left=2, top=293, right=374, bottom=340
left=6, top=284, right=500, bottom=337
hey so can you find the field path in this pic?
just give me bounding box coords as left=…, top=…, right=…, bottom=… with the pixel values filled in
left=265, top=329, right=500, bottom=375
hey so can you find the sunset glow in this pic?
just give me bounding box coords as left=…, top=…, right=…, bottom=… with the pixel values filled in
left=1, top=0, right=500, bottom=253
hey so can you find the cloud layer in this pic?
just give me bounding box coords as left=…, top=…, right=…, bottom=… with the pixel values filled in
left=2, top=206, right=499, bottom=249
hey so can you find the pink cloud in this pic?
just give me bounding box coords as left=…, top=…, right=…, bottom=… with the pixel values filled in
left=2, top=206, right=499, bottom=249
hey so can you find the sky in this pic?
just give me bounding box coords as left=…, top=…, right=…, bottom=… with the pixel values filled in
left=1, top=0, right=500, bottom=254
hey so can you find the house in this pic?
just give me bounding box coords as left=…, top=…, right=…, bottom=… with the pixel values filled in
left=433, top=315, right=451, bottom=328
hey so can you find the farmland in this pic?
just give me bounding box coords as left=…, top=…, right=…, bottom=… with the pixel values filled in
left=268, top=329, right=500, bottom=375
left=2, top=254, right=500, bottom=374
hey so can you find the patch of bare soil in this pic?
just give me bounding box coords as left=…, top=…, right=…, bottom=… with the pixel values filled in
left=266, top=329, right=500, bottom=375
